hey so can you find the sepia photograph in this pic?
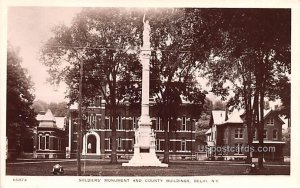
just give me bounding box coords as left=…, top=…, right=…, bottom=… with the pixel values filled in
left=0, top=0, right=299, bottom=188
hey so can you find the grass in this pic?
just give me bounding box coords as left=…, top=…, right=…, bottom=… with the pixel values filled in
left=6, top=159, right=290, bottom=176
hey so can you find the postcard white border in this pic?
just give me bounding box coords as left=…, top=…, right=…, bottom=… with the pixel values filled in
left=1, top=0, right=300, bottom=188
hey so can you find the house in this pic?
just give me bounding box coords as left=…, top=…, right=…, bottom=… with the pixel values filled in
left=206, top=109, right=285, bottom=161
left=66, top=97, right=198, bottom=160
left=33, top=109, right=66, bottom=159
left=252, top=110, right=285, bottom=161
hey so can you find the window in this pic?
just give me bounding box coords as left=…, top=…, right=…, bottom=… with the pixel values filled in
left=235, top=128, right=244, bottom=139
left=117, top=116, right=123, bottom=130
left=132, top=138, right=135, bottom=149
left=94, top=96, right=101, bottom=107
left=88, top=114, right=92, bottom=128
left=156, top=139, right=162, bottom=151
left=133, top=117, right=138, bottom=130
left=105, top=117, right=111, bottom=130
left=88, top=115, right=91, bottom=126
left=105, top=138, right=111, bottom=150
left=253, top=129, right=257, bottom=140
left=235, top=143, right=243, bottom=154
left=182, top=116, right=187, bottom=131
left=181, top=139, right=187, bottom=151
left=58, top=138, right=61, bottom=151
left=156, top=117, right=162, bottom=131
left=39, top=135, right=44, bottom=150
left=263, top=130, right=267, bottom=139
left=117, top=138, right=122, bottom=150
left=53, top=138, right=58, bottom=150
left=273, top=130, right=278, bottom=140
left=267, top=118, right=274, bottom=125
left=45, top=135, right=50, bottom=150
left=90, top=114, right=97, bottom=128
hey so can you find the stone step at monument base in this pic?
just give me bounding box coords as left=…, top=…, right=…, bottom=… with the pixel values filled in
left=122, top=153, right=168, bottom=167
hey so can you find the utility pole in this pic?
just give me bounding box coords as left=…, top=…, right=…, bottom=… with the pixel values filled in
left=77, top=60, right=83, bottom=176
left=191, top=119, right=194, bottom=160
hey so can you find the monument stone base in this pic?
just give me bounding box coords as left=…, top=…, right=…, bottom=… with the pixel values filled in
left=122, top=145, right=168, bottom=167
left=122, top=125, right=168, bottom=167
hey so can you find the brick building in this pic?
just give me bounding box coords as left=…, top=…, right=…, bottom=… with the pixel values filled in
left=66, top=97, right=197, bottom=160
left=34, top=109, right=66, bottom=159
left=205, top=109, right=285, bottom=161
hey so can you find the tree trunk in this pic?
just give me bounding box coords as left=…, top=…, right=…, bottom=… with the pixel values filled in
left=245, top=104, right=252, bottom=163
left=258, top=82, right=265, bottom=169
left=110, top=113, right=118, bottom=164
left=250, top=89, right=259, bottom=162
left=16, top=124, right=22, bottom=157
left=242, top=74, right=253, bottom=164
left=110, top=74, right=118, bottom=164
left=163, top=117, right=170, bottom=164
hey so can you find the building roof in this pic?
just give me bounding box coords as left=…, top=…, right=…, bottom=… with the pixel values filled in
left=224, top=109, right=243, bottom=124
left=241, top=109, right=273, bottom=119
left=70, top=102, right=78, bottom=110
left=260, top=109, right=272, bottom=118
left=35, top=109, right=66, bottom=130
left=55, top=117, right=65, bottom=129
left=207, top=141, right=215, bottom=146
left=205, top=128, right=211, bottom=135
left=260, top=109, right=285, bottom=124
left=36, top=114, right=44, bottom=121
left=41, top=109, right=56, bottom=122
left=280, top=116, right=289, bottom=130
left=212, top=108, right=282, bottom=126
left=211, top=110, right=226, bottom=125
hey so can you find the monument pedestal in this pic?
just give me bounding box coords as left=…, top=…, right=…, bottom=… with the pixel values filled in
left=122, top=123, right=168, bottom=167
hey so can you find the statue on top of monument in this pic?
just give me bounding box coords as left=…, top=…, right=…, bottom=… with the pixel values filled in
left=142, top=14, right=151, bottom=48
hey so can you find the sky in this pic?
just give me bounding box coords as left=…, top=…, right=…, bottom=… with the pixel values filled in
left=8, top=7, right=82, bottom=103
left=6, top=6, right=280, bottom=108
left=7, top=6, right=221, bottom=104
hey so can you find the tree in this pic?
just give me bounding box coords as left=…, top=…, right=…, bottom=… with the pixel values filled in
left=271, top=76, right=291, bottom=127
left=202, top=9, right=290, bottom=168
left=235, top=9, right=290, bottom=169
left=264, top=101, right=270, bottom=110
left=196, top=113, right=211, bottom=143
left=147, top=8, right=208, bottom=163
left=48, top=102, right=68, bottom=117
left=32, top=100, right=69, bottom=117
left=40, top=8, right=142, bottom=164
left=32, top=100, right=48, bottom=113
left=7, top=44, right=37, bottom=157
left=282, top=127, right=290, bottom=156
left=213, top=100, right=226, bottom=110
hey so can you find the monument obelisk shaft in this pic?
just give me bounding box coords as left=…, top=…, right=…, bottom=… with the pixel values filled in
left=122, top=15, right=167, bottom=167
left=139, top=15, right=152, bottom=127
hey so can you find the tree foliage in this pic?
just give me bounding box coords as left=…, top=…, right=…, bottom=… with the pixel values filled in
left=31, top=100, right=48, bottom=113
left=213, top=100, right=226, bottom=110
left=32, top=100, right=68, bottom=117
left=7, top=44, right=37, bottom=155
left=39, top=8, right=291, bottom=166
left=146, top=8, right=227, bottom=163
left=203, top=9, right=291, bottom=167
left=7, top=45, right=37, bottom=127
left=40, top=8, right=143, bottom=163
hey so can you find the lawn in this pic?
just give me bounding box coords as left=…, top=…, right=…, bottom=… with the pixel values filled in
left=6, top=159, right=290, bottom=176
